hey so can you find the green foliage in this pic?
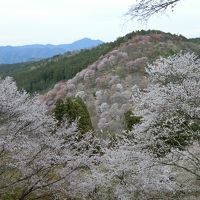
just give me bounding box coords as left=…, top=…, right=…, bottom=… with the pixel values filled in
left=124, top=110, right=141, bottom=131
left=54, top=97, right=93, bottom=134
left=190, top=122, right=200, bottom=132
left=163, top=121, right=200, bottom=148
left=151, top=120, right=200, bottom=157
left=188, top=38, right=200, bottom=44
left=1, top=190, right=53, bottom=200
left=53, top=99, right=65, bottom=124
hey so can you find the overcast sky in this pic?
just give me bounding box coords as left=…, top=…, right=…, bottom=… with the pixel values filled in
left=0, top=0, right=199, bottom=45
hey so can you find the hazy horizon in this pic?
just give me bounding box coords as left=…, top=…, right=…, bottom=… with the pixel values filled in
left=0, top=37, right=104, bottom=47
left=0, top=0, right=199, bottom=46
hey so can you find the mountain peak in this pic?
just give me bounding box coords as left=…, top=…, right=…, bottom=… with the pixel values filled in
left=0, top=38, right=104, bottom=64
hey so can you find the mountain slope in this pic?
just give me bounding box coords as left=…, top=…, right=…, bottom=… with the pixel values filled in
left=0, top=38, right=103, bottom=64
left=1, top=30, right=195, bottom=94
left=0, top=42, right=115, bottom=92
left=42, top=31, right=200, bottom=133
left=0, top=30, right=161, bottom=92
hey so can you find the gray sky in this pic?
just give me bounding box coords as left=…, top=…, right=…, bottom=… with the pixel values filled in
left=0, top=0, right=199, bottom=45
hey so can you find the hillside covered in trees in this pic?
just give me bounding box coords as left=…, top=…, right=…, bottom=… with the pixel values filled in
left=1, top=45, right=199, bottom=200
left=1, top=0, right=200, bottom=198
left=0, top=30, right=197, bottom=93
left=41, top=31, right=200, bottom=133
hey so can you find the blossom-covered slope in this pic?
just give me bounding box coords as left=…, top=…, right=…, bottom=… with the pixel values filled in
left=43, top=32, right=200, bottom=132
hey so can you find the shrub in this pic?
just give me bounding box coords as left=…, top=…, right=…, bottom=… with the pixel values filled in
left=54, top=97, right=93, bottom=134
left=124, top=110, right=141, bottom=131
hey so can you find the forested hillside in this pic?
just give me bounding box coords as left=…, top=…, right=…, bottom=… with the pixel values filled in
left=0, top=30, right=190, bottom=93
left=42, top=31, right=200, bottom=133
left=0, top=30, right=200, bottom=199
left=1, top=0, right=200, bottom=197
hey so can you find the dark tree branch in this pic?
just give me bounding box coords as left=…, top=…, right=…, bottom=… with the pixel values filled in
left=127, top=0, right=182, bottom=21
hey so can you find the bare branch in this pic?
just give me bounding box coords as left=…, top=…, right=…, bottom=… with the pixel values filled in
left=127, top=0, right=182, bottom=21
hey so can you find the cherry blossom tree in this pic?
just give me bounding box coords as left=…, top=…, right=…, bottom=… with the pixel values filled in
left=1, top=52, right=199, bottom=199
left=131, top=52, right=200, bottom=195
left=0, top=77, right=103, bottom=199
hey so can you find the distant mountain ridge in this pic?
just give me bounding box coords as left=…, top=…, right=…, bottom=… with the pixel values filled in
left=0, top=38, right=103, bottom=64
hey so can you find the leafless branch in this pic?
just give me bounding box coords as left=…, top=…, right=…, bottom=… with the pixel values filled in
left=127, top=0, right=181, bottom=21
